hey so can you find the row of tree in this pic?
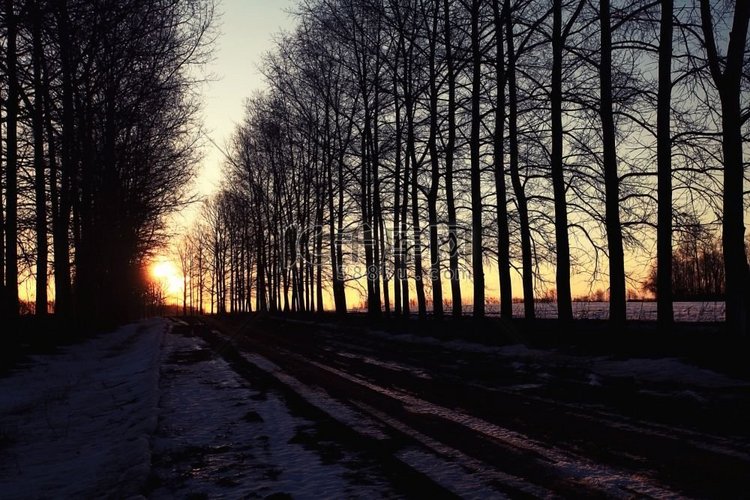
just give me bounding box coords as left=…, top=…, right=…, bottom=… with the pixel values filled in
left=180, top=0, right=748, bottom=333
left=645, top=225, right=729, bottom=301
left=0, top=0, right=213, bottom=321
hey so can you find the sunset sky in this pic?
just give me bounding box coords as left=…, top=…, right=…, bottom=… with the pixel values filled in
left=155, top=0, right=654, bottom=308
left=180, top=0, right=297, bottom=217
left=155, top=0, right=297, bottom=303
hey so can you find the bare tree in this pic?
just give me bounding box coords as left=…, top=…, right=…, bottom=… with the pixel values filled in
left=3, top=0, right=20, bottom=317
left=656, top=0, right=673, bottom=329
left=551, top=0, right=584, bottom=322
left=699, top=0, right=750, bottom=336
left=493, top=0, right=512, bottom=319
left=598, top=0, right=626, bottom=325
left=469, top=0, right=485, bottom=317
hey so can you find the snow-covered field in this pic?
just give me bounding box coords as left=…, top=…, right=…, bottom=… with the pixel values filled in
left=501, top=301, right=725, bottom=321
left=353, top=301, right=726, bottom=321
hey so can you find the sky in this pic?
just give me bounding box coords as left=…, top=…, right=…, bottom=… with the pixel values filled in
left=153, top=0, right=297, bottom=302
left=173, top=0, right=297, bottom=228
left=152, top=0, right=669, bottom=309
left=155, top=0, right=646, bottom=307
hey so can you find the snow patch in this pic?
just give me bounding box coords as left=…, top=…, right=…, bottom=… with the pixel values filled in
left=336, top=351, right=433, bottom=379
left=0, top=318, right=166, bottom=499
left=363, top=328, right=749, bottom=389
left=241, top=352, right=390, bottom=441
left=397, top=448, right=509, bottom=499
left=306, top=358, right=680, bottom=497
left=354, top=401, right=550, bottom=498
left=593, top=358, right=749, bottom=388
left=150, top=330, right=394, bottom=498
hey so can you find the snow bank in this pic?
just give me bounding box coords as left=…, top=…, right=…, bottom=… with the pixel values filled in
left=0, top=318, right=167, bottom=499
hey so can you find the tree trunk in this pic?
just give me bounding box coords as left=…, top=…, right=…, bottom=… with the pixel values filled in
left=361, top=129, right=380, bottom=315
left=400, top=121, right=411, bottom=316
left=599, top=0, right=626, bottom=325
left=374, top=123, right=390, bottom=317
left=427, top=5, right=443, bottom=318
left=31, top=0, right=48, bottom=315
left=336, top=147, right=347, bottom=313
left=551, top=0, right=572, bottom=322
left=0, top=58, right=5, bottom=311
left=4, top=0, right=19, bottom=317
left=402, top=35, right=426, bottom=317
left=443, top=0, right=461, bottom=317
left=257, top=231, right=267, bottom=312
left=326, top=105, right=346, bottom=314
left=199, top=245, right=204, bottom=314
left=315, top=178, right=325, bottom=313
left=493, top=0, right=512, bottom=319
left=656, top=0, right=674, bottom=329
left=470, top=0, right=485, bottom=317
left=372, top=41, right=389, bottom=316
left=506, top=0, right=534, bottom=319
left=699, top=0, right=750, bottom=336
left=719, top=93, right=748, bottom=336
left=393, top=66, right=403, bottom=316
left=53, top=0, right=73, bottom=316
left=409, top=135, right=427, bottom=318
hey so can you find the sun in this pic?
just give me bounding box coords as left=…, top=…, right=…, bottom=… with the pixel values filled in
left=150, top=258, right=183, bottom=300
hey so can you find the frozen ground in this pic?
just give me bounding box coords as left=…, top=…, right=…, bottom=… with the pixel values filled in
left=149, top=321, right=395, bottom=498
left=0, top=318, right=397, bottom=499
left=0, top=319, right=166, bottom=499
left=210, top=315, right=750, bottom=497
left=361, top=327, right=749, bottom=389
left=1, top=315, right=748, bottom=498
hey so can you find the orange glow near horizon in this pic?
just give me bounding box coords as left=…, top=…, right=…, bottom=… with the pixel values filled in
left=150, top=258, right=183, bottom=303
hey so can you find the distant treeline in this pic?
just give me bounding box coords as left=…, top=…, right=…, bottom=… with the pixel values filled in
left=0, top=0, right=214, bottom=321
left=179, top=0, right=748, bottom=333
left=643, top=227, right=740, bottom=302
